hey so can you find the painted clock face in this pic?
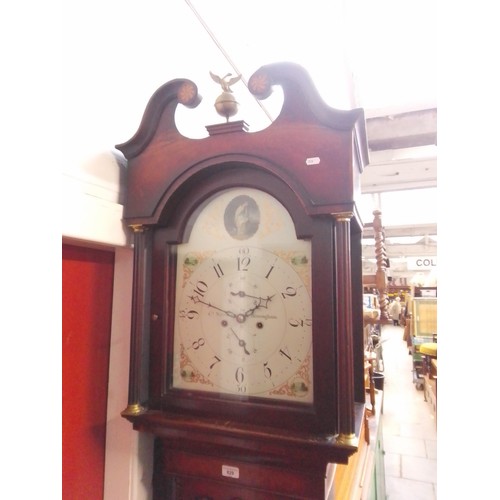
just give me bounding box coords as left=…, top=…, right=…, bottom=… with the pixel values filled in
left=172, top=188, right=313, bottom=403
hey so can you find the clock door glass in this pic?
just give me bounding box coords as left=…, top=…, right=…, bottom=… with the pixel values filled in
left=172, top=188, right=313, bottom=403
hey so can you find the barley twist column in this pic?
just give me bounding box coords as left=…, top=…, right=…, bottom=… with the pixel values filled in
left=373, top=210, right=390, bottom=321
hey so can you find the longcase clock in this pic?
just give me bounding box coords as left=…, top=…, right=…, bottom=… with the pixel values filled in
left=117, top=62, right=369, bottom=499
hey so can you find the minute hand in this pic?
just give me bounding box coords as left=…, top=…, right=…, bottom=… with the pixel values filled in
left=195, top=299, right=236, bottom=318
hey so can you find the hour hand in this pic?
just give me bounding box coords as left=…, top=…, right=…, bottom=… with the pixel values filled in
left=242, top=295, right=275, bottom=317
left=231, top=290, right=274, bottom=303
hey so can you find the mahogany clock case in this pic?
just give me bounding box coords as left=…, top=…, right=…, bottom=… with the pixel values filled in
left=116, top=63, right=369, bottom=468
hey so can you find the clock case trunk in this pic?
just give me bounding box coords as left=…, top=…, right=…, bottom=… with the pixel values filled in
left=117, top=62, right=369, bottom=468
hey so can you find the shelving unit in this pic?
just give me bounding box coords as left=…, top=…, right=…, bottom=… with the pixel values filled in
left=410, top=297, right=437, bottom=338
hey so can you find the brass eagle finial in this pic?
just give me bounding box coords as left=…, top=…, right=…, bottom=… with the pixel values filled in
left=209, top=71, right=242, bottom=92
left=209, top=71, right=242, bottom=121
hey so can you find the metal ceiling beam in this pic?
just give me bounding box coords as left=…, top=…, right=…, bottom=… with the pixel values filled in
left=362, top=223, right=437, bottom=239
left=363, top=243, right=437, bottom=259
left=366, top=108, right=437, bottom=151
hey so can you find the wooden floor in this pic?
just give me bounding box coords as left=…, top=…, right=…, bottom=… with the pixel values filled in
left=380, top=324, right=437, bottom=500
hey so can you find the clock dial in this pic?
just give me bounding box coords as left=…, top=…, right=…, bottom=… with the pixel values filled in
left=172, top=188, right=313, bottom=403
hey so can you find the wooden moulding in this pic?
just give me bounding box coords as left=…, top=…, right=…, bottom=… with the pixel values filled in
left=124, top=402, right=366, bottom=469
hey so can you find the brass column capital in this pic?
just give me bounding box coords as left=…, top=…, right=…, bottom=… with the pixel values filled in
left=333, top=212, right=354, bottom=223
left=129, top=224, right=147, bottom=233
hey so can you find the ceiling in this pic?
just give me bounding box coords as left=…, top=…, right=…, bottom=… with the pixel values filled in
left=181, top=0, right=437, bottom=257
left=363, top=109, right=437, bottom=194
left=63, top=0, right=435, bottom=267
left=360, top=108, right=437, bottom=269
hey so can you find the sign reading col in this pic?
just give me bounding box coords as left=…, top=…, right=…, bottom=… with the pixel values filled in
left=407, top=256, right=437, bottom=270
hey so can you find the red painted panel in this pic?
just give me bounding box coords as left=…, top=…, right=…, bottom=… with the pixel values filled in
left=62, top=244, right=115, bottom=500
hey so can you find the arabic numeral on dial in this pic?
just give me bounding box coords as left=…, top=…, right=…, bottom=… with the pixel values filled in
left=237, top=247, right=251, bottom=271
left=190, top=280, right=208, bottom=301
left=235, top=366, right=245, bottom=384
left=179, top=309, right=199, bottom=320
left=209, top=356, right=221, bottom=370
left=263, top=361, right=272, bottom=378
left=237, top=256, right=251, bottom=271
left=190, top=338, right=205, bottom=350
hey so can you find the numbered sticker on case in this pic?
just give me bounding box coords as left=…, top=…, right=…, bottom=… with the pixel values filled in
left=306, top=157, right=320, bottom=166
left=222, top=465, right=240, bottom=479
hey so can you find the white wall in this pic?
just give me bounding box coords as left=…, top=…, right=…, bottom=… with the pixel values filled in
left=61, top=3, right=203, bottom=493
left=61, top=4, right=213, bottom=498
left=103, top=247, right=154, bottom=500
left=62, top=149, right=151, bottom=499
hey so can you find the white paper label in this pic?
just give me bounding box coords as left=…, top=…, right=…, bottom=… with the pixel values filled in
left=222, top=465, right=240, bottom=479
left=306, top=157, right=320, bottom=166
